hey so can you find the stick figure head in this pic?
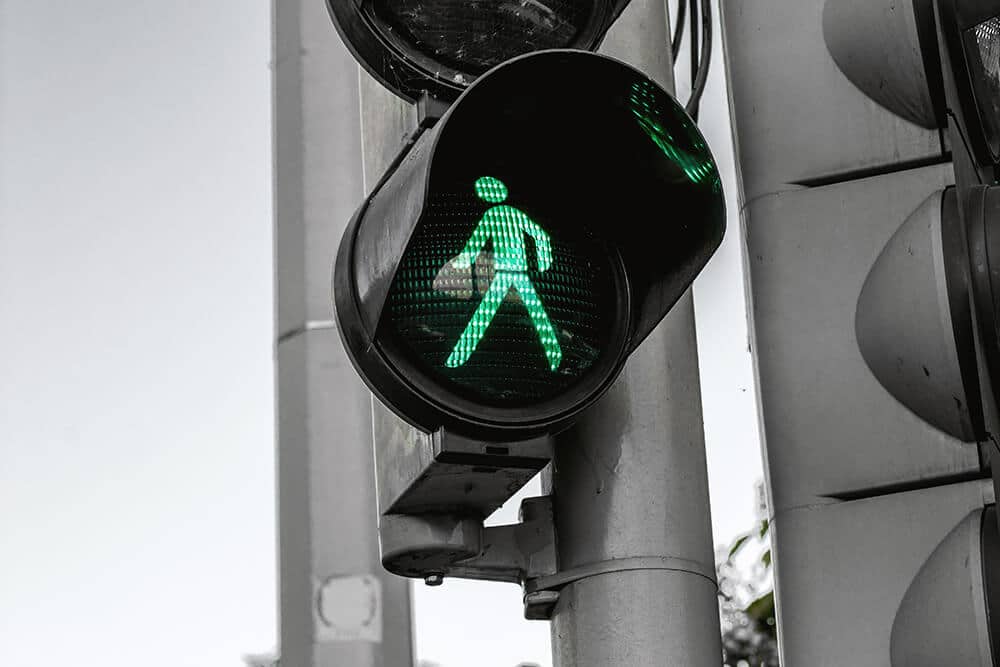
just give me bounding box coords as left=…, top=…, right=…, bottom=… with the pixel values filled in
left=474, top=176, right=508, bottom=204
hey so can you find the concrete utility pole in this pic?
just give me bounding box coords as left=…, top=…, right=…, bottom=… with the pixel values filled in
left=545, top=2, right=722, bottom=665
left=273, top=0, right=414, bottom=664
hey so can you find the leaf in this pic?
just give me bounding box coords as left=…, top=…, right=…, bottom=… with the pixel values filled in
left=761, top=549, right=772, bottom=568
left=745, top=591, right=775, bottom=621
left=758, top=518, right=770, bottom=538
left=727, top=533, right=752, bottom=560
left=745, top=591, right=778, bottom=641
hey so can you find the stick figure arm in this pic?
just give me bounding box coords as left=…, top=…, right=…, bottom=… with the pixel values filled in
left=452, top=219, right=491, bottom=269
left=522, top=218, right=553, bottom=273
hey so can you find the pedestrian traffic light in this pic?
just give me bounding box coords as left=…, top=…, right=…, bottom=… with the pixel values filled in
left=722, top=0, right=1000, bottom=662
left=334, top=49, right=724, bottom=442
left=325, top=0, right=633, bottom=101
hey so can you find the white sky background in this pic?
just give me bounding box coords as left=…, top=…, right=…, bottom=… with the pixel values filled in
left=0, top=1, right=762, bottom=666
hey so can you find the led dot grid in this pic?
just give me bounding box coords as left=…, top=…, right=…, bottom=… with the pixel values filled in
left=474, top=175, right=509, bottom=203
left=383, top=185, right=614, bottom=406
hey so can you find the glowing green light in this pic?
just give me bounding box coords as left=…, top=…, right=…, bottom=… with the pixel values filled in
left=628, top=81, right=715, bottom=184
left=444, top=176, right=563, bottom=371
left=474, top=175, right=509, bottom=202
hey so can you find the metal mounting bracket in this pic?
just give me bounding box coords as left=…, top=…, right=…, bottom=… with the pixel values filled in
left=378, top=495, right=558, bottom=619
left=372, top=409, right=559, bottom=618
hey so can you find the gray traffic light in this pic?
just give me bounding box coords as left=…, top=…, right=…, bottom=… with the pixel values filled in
left=723, top=0, right=1000, bottom=662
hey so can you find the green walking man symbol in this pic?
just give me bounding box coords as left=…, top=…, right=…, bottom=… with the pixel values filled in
left=445, top=176, right=563, bottom=371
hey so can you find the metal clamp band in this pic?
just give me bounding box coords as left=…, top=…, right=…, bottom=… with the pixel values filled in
left=524, top=555, right=717, bottom=595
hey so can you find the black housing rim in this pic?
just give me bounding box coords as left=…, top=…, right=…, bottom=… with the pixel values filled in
left=937, top=0, right=1000, bottom=166
left=941, top=187, right=988, bottom=438
left=325, top=0, right=627, bottom=102
left=966, top=185, right=1000, bottom=434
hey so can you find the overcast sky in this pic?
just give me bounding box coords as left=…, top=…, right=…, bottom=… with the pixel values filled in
left=0, top=1, right=761, bottom=665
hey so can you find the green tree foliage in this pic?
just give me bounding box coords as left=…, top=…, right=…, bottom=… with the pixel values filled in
left=718, top=519, right=778, bottom=667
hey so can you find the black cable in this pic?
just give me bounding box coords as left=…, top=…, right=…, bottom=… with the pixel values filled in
left=671, top=0, right=687, bottom=61
left=946, top=110, right=986, bottom=186
left=689, top=0, right=699, bottom=100
left=685, top=0, right=712, bottom=121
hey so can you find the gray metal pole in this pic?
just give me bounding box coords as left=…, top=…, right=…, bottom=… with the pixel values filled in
left=548, top=1, right=723, bottom=664
left=273, top=0, right=414, bottom=664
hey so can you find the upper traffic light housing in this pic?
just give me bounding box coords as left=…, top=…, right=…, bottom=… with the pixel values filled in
left=334, top=50, right=724, bottom=441
left=935, top=0, right=1000, bottom=169
left=824, top=0, right=1000, bottom=175
left=326, top=0, right=633, bottom=101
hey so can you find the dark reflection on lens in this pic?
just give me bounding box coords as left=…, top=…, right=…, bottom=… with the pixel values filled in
left=374, top=0, right=592, bottom=74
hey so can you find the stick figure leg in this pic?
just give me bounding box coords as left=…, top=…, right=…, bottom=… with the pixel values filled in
left=445, top=272, right=516, bottom=368
left=512, top=273, right=562, bottom=371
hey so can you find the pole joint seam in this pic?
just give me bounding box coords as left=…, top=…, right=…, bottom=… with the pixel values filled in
left=523, top=556, right=717, bottom=595
left=276, top=320, right=337, bottom=344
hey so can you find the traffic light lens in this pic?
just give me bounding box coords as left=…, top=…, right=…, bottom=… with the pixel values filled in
left=965, top=14, right=1000, bottom=160
left=373, top=0, right=592, bottom=75
left=381, top=176, right=620, bottom=407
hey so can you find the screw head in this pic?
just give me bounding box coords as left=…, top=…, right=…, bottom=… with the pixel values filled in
left=424, top=574, right=445, bottom=587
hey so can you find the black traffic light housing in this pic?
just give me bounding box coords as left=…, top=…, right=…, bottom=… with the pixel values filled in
left=936, top=0, right=1000, bottom=170
left=325, top=0, right=634, bottom=101
left=334, top=50, right=725, bottom=442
